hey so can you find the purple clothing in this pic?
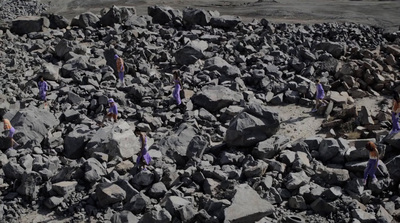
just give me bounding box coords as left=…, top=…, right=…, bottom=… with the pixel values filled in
left=38, top=81, right=48, bottom=101
left=316, top=83, right=325, bottom=99
left=173, top=80, right=181, bottom=105
left=392, top=112, right=400, bottom=132
left=7, top=127, right=15, bottom=138
left=364, top=159, right=378, bottom=180
left=108, top=104, right=118, bottom=115
left=136, top=136, right=152, bottom=165
left=118, top=71, right=124, bottom=81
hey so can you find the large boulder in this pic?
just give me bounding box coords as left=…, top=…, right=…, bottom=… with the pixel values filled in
left=383, top=132, right=400, bottom=149
left=86, top=121, right=141, bottom=160
left=63, top=124, right=93, bottom=159
left=10, top=107, right=58, bottom=146
left=174, top=45, right=205, bottom=66
left=210, top=15, right=241, bottom=29
left=225, top=103, right=280, bottom=147
left=203, top=57, right=241, bottom=78
left=151, top=123, right=197, bottom=165
left=71, top=12, right=99, bottom=28
left=100, top=5, right=136, bottom=27
left=96, top=183, right=126, bottom=207
left=183, top=8, right=215, bottom=26
left=11, top=16, right=50, bottom=35
left=148, top=5, right=181, bottom=25
left=224, top=184, right=274, bottom=222
left=315, top=41, right=346, bottom=58
left=191, top=85, right=243, bottom=113
left=385, top=155, right=400, bottom=183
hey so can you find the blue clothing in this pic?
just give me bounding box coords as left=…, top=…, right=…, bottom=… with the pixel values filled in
left=316, top=83, right=325, bottom=99
left=392, top=112, right=400, bottom=132
left=108, top=104, right=118, bottom=115
left=364, top=159, right=378, bottom=180
left=38, top=80, right=48, bottom=101
left=173, top=79, right=181, bottom=105
left=136, top=135, right=152, bottom=165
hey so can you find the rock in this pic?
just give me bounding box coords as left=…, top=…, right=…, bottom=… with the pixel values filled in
left=310, top=198, right=336, bottom=215
left=52, top=181, right=77, bottom=197
left=376, top=205, right=393, bottom=223
left=285, top=171, right=310, bottom=190
left=84, top=158, right=107, bottom=183
left=252, top=135, right=290, bottom=159
left=318, top=138, right=342, bottom=162
left=385, top=155, right=400, bottom=183
left=131, top=170, right=154, bottom=187
left=96, top=183, right=126, bottom=207
left=174, top=45, right=205, bottom=65
left=358, top=106, right=374, bottom=125
left=351, top=209, right=376, bottom=222
left=210, top=15, right=241, bottom=29
left=100, top=5, right=133, bottom=27
left=288, top=195, right=307, bottom=210
left=3, top=161, right=24, bottom=180
left=11, top=107, right=58, bottom=146
left=192, top=85, right=243, bottom=113
left=225, top=103, right=280, bottom=147
left=224, top=184, right=274, bottom=223
left=162, top=196, right=191, bottom=217
left=44, top=196, right=64, bottom=209
left=41, top=62, right=60, bottom=81
left=16, top=171, right=41, bottom=199
left=71, top=12, right=99, bottom=28
left=111, top=210, right=139, bottom=223
left=148, top=182, right=167, bottom=199
left=124, top=192, right=151, bottom=214
left=63, top=124, right=92, bottom=159
left=139, top=208, right=172, bottom=223
left=183, top=8, right=213, bottom=26
left=48, top=14, right=69, bottom=29
left=383, top=132, right=400, bottom=149
left=203, top=56, right=241, bottom=78
left=148, top=5, right=179, bottom=25
left=11, top=16, right=49, bottom=35
left=315, top=41, right=346, bottom=58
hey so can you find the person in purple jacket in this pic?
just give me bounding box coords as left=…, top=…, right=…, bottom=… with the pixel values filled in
left=38, top=76, right=49, bottom=102
left=312, top=79, right=327, bottom=112
left=99, top=98, right=118, bottom=127
left=134, top=128, right=152, bottom=171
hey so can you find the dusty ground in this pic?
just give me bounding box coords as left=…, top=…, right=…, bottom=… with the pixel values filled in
left=41, top=0, right=400, bottom=32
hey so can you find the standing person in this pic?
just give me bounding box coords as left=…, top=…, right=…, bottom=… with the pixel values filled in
left=38, top=76, right=49, bottom=102
left=363, top=141, right=379, bottom=186
left=134, top=128, right=152, bottom=171
left=1, top=115, right=19, bottom=149
left=172, top=70, right=186, bottom=112
left=311, top=79, right=327, bottom=113
left=99, top=98, right=118, bottom=127
left=115, top=54, right=125, bottom=86
left=391, top=91, right=400, bottom=134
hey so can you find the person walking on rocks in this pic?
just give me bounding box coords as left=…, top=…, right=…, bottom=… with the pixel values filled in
left=38, top=76, right=49, bottom=103
left=311, top=79, right=327, bottom=113
left=390, top=91, right=400, bottom=134
left=1, top=115, right=19, bottom=150
left=363, top=141, right=379, bottom=186
left=115, top=54, right=125, bottom=86
left=134, top=128, right=152, bottom=171
left=172, top=70, right=186, bottom=113
left=99, top=98, right=118, bottom=127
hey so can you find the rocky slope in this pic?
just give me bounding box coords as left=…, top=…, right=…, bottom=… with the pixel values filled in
left=0, top=1, right=400, bottom=223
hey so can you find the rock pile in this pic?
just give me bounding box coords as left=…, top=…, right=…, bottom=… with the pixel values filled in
left=0, top=1, right=400, bottom=223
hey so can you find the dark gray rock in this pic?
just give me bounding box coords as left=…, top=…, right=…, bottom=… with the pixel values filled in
left=11, top=16, right=49, bottom=35
left=71, top=12, right=99, bottom=28
left=52, top=181, right=77, bottom=197
left=210, top=15, right=241, bottom=29
left=96, top=182, right=126, bottom=207
left=111, top=210, right=139, bottom=223
left=192, top=85, right=243, bottom=113
left=174, top=45, right=205, bottom=66
left=139, top=208, right=172, bottom=223
left=84, top=158, right=107, bottom=183
left=252, top=135, right=289, bottom=159
left=225, top=103, right=280, bottom=147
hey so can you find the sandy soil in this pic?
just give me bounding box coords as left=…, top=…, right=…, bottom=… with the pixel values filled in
left=40, top=0, right=400, bottom=32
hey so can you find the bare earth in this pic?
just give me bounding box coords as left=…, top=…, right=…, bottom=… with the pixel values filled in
left=19, top=0, right=396, bottom=222
left=40, top=0, right=400, bottom=32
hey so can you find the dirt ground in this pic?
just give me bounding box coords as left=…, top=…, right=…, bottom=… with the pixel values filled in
left=41, top=0, right=400, bottom=32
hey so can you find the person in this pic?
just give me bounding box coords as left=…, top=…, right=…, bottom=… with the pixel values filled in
left=363, top=141, right=379, bottom=186
left=38, top=76, right=49, bottom=102
left=1, top=115, right=19, bottom=150
left=99, top=98, right=118, bottom=127
left=172, top=70, right=186, bottom=112
left=311, top=79, right=327, bottom=113
left=391, top=91, right=400, bottom=134
left=134, top=128, right=152, bottom=171
left=115, top=54, right=125, bottom=86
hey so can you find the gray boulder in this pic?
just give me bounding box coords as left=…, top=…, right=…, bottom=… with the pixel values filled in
left=40, top=62, right=60, bottom=81
left=63, top=124, right=92, bottom=159
left=252, top=135, right=289, bottom=159
left=148, top=5, right=180, bottom=25
left=84, top=158, right=107, bottom=183
left=183, top=8, right=214, bottom=26
left=285, top=171, right=310, bottom=190
left=96, top=183, right=126, bottom=207
left=16, top=171, right=41, bottom=199
left=162, top=196, right=191, bottom=217
left=192, top=85, right=243, bottom=113
left=224, top=184, right=274, bottom=223
left=385, top=155, right=400, bottom=182
left=100, top=5, right=135, bottom=27
left=384, top=132, right=400, bottom=149
left=11, top=107, right=58, bottom=145
left=225, top=103, right=280, bottom=147
left=52, top=181, right=77, bottom=197
left=315, top=41, right=346, bottom=58
left=139, top=208, right=172, bottom=223
left=71, top=12, right=99, bottom=28
left=203, top=57, right=241, bottom=78
left=175, top=45, right=205, bottom=66
left=11, top=16, right=49, bottom=35
left=111, top=210, right=139, bottom=223
left=210, top=15, right=241, bottom=29
left=48, top=14, right=69, bottom=29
